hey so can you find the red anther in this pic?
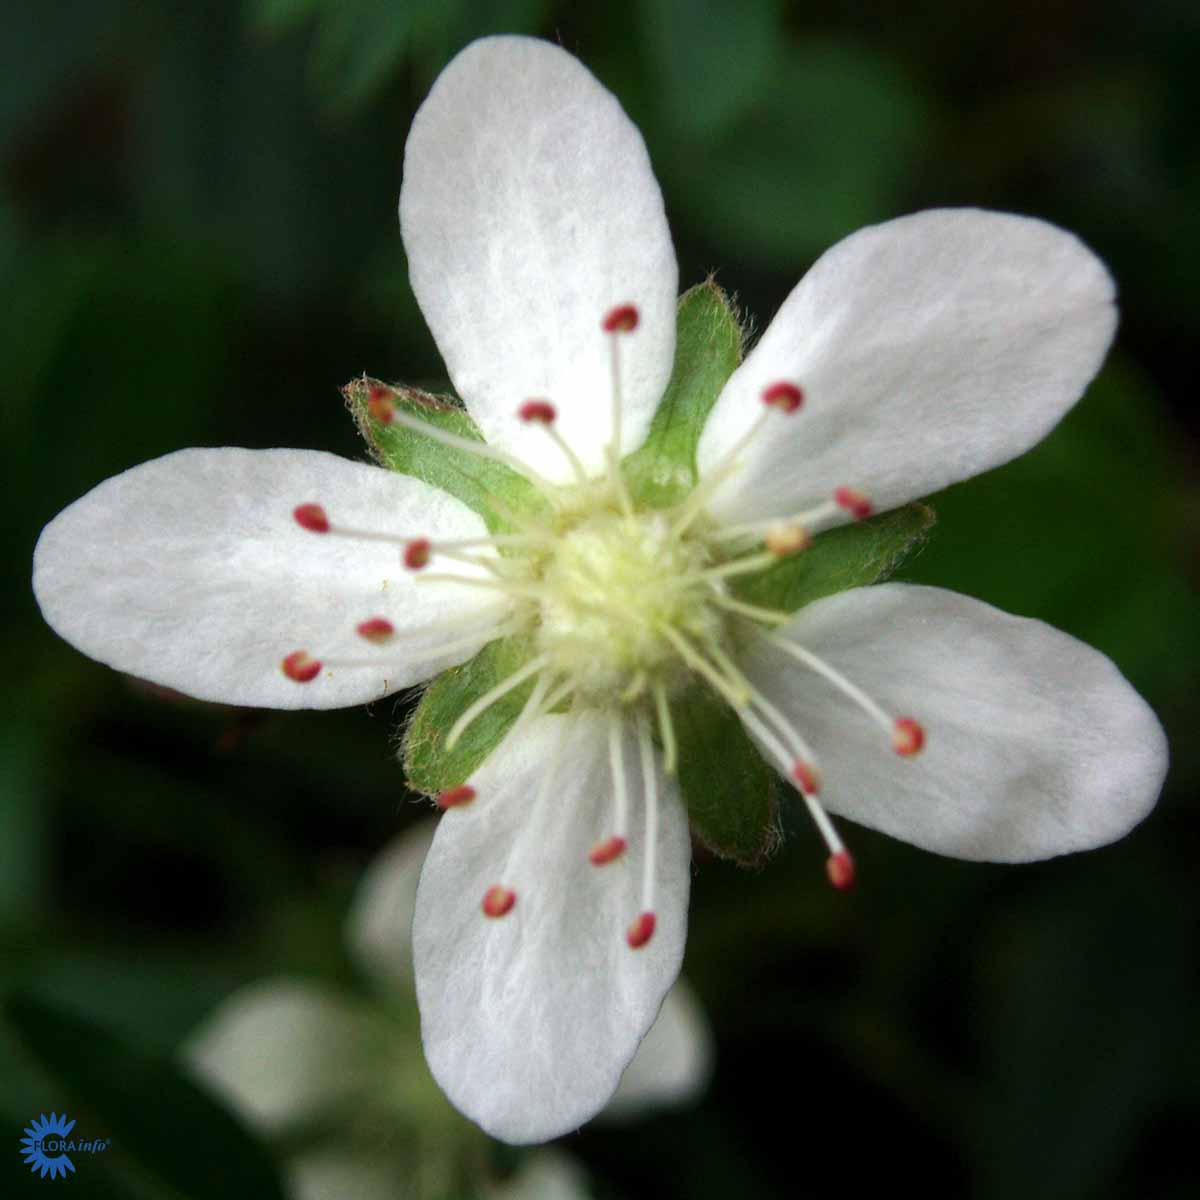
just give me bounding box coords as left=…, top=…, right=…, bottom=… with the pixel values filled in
left=356, top=617, right=395, bottom=643
left=437, top=784, right=476, bottom=810
left=293, top=504, right=330, bottom=533
left=481, top=885, right=516, bottom=918
left=826, top=851, right=856, bottom=890
left=404, top=538, right=432, bottom=570
left=765, top=524, right=811, bottom=557
left=589, top=835, right=628, bottom=866
left=518, top=399, right=557, bottom=424
left=893, top=716, right=925, bottom=757
left=626, top=911, right=656, bottom=949
left=791, top=760, right=822, bottom=796
left=833, top=486, right=873, bottom=520
left=761, top=381, right=804, bottom=413
left=281, top=651, right=322, bottom=683
left=602, top=303, right=640, bottom=333
left=367, top=385, right=396, bottom=425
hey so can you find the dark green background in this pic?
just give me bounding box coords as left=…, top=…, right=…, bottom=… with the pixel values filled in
left=4, top=1, right=1197, bottom=1197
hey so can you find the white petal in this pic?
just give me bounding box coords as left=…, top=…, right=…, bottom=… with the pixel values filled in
left=346, top=821, right=436, bottom=993
left=183, top=980, right=381, bottom=1131
left=33, top=448, right=508, bottom=709
left=603, top=978, right=713, bottom=1118
left=413, top=714, right=691, bottom=1144
left=741, top=584, right=1166, bottom=861
left=697, top=209, right=1117, bottom=525
left=401, top=36, right=678, bottom=481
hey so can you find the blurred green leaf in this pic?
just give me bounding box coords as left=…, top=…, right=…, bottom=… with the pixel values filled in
left=970, top=865, right=1192, bottom=1200
left=403, top=635, right=536, bottom=794
left=0, top=719, right=49, bottom=922
left=732, top=503, right=936, bottom=614
left=308, top=0, right=413, bottom=111
left=623, top=281, right=745, bottom=510
left=637, top=0, right=782, bottom=139
left=345, top=377, right=545, bottom=534
left=674, top=683, right=780, bottom=865
left=666, top=39, right=930, bottom=267
left=249, top=0, right=323, bottom=36
left=4, top=992, right=288, bottom=1200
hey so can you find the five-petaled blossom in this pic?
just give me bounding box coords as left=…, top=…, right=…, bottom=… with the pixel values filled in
left=33, top=36, right=1166, bottom=1145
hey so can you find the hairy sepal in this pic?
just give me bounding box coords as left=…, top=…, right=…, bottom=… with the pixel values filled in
left=672, top=684, right=781, bottom=866
left=622, top=280, right=745, bottom=509
left=404, top=635, right=536, bottom=794
left=732, top=502, right=936, bottom=613
left=344, top=377, right=546, bottom=534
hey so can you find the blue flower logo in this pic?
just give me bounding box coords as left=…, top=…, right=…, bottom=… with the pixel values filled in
left=20, top=1112, right=77, bottom=1179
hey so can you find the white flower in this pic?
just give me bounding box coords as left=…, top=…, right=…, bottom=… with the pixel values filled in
left=185, top=823, right=711, bottom=1199
left=34, top=35, right=1165, bottom=1146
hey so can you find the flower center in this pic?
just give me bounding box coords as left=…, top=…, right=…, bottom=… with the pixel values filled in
left=531, top=507, right=723, bottom=705
left=281, top=302, right=928, bottom=946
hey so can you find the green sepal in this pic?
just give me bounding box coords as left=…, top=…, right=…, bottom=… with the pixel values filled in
left=404, top=635, right=536, bottom=794
left=672, top=684, right=781, bottom=866
left=344, top=377, right=547, bottom=535
left=622, top=280, right=744, bottom=509
left=731, top=502, right=937, bottom=613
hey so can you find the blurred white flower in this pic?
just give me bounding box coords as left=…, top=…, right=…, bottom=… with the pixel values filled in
left=185, top=823, right=711, bottom=1199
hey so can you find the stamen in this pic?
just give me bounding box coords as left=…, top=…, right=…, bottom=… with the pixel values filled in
left=293, top=509, right=532, bottom=570
left=281, top=650, right=321, bottom=682
left=481, top=886, right=516, bottom=918
left=293, top=622, right=517, bottom=675
left=710, top=594, right=792, bottom=626
left=626, top=911, right=656, bottom=949
left=763, top=524, right=811, bottom=556
left=437, top=784, right=476, bottom=810
left=638, top=710, right=657, bottom=916
left=737, top=704, right=848, bottom=884
left=740, top=682, right=820, bottom=774
left=833, top=485, right=873, bottom=520
left=619, top=671, right=648, bottom=703
left=714, top=490, right=873, bottom=545
left=826, top=851, right=856, bottom=890
left=671, top=380, right=805, bottom=539
left=608, top=714, right=630, bottom=840
left=603, top=304, right=639, bottom=517
left=444, top=654, right=550, bottom=750
left=589, top=835, right=627, bottom=866
left=367, top=385, right=396, bottom=425
left=508, top=668, right=553, bottom=741
left=517, top=399, right=556, bottom=424
left=657, top=623, right=749, bottom=708
left=766, top=634, right=899, bottom=742
left=602, top=304, right=640, bottom=333
left=539, top=678, right=578, bottom=716
left=652, top=681, right=678, bottom=775
left=356, top=617, right=395, bottom=643
left=696, top=550, right=779, bottom=582
left=404, top=539, right=432, bottom=570
left=293, top=504, right=330, bottom=533
left=791, top=760, right=822, bottom=795
left=893, top=716, right=925, bottom=756
left=383, top=404, right=561, bottom=498
left=762, top=380, right=804, bottom=413
left=517, top=399, right=588, bottom=485
left=416, top=572, right=544, bottom=603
